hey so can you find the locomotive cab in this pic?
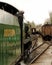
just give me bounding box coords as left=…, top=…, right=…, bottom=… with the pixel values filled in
left=0, top=2, right=24, bottom=65
left=31, top=28, right=36, bottom=34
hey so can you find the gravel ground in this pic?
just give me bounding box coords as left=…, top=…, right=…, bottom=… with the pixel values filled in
left=31, top=46, right=52, bottom=65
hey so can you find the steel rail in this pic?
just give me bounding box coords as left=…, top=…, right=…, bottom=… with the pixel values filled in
left=26, top=42, right=51, bottom=65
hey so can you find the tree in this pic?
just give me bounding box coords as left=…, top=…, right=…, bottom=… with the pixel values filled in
left=44, top=18, right=51, bottom=24
left=49, top=12, right=52, bottom=24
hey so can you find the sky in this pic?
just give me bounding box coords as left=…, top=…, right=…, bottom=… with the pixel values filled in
left=0, top=0, right=52, bottom=25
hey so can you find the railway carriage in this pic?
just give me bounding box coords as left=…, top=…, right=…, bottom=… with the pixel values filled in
left=42, top=24, right=52, bottom=36
left=42, top=24, right=52, bottom=41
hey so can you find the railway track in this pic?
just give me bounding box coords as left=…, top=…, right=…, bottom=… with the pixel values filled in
left=25, top=41, right=51, bottom=65
left=15, top=37, right=51, bottom=65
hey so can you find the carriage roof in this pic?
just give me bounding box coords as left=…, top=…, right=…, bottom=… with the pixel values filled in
left=42, top=24, right=52, bottom=27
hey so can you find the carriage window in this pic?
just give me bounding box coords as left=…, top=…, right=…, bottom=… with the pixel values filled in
left=0, top=9, right=21, bottom=65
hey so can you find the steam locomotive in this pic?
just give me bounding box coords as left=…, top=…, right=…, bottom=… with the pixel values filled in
left=29, top=24, right=52, bottom=41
